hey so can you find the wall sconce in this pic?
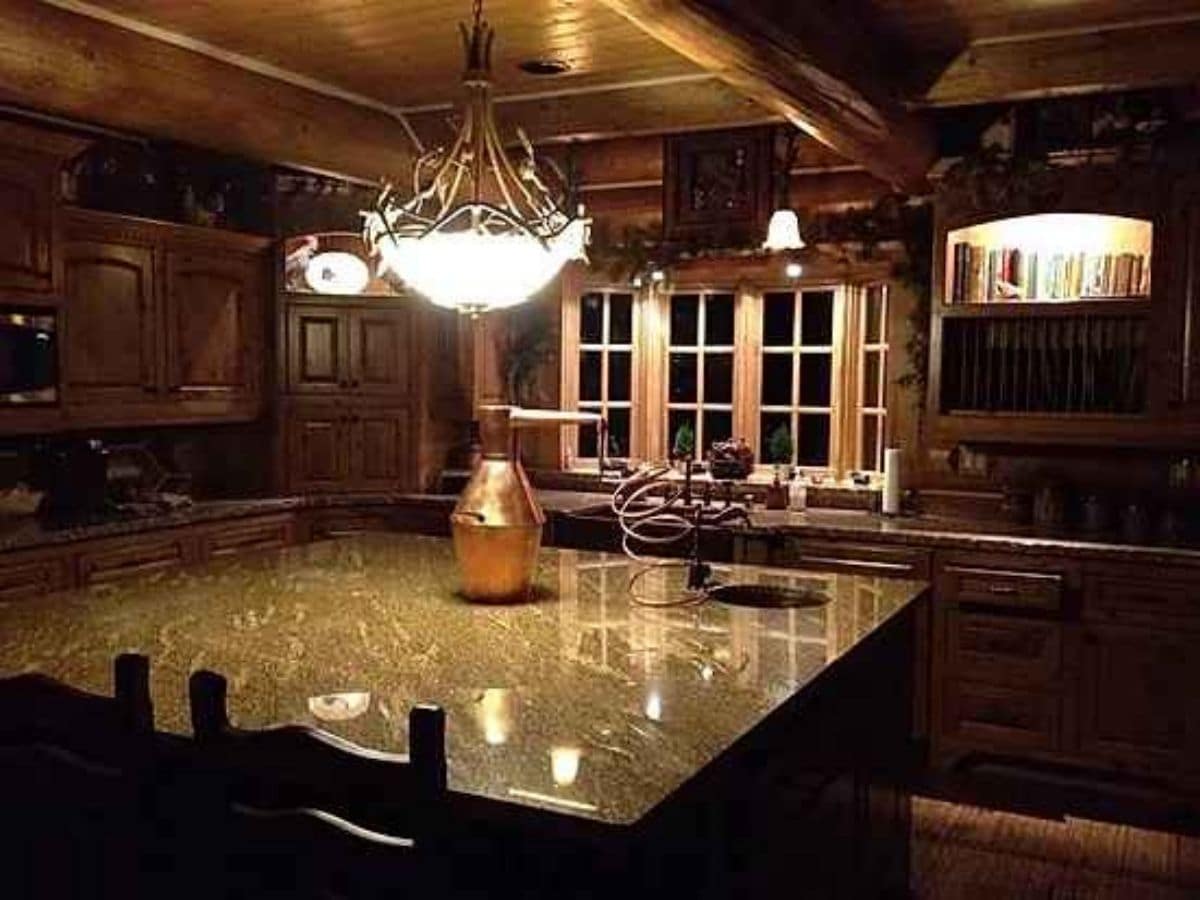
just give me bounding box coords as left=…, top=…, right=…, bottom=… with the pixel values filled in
left=785, top=261, right=803, bottom=279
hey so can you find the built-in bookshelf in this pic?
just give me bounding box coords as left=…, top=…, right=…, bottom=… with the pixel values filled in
left=944, top=213, right=1152, bottom=305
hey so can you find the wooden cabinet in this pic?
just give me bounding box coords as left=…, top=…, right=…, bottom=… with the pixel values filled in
left=743, top=536, right=931, bottom=579
left=0, top=123, right=89, bottom=297
left=288, top=306, right=349, bottom=394
left=0, top=153, right=57, bottom=296
left=164, top=250, right=262, bottom=401
left=59, top=209, right=269, bottom=426
left=286, top=303, right=411, bottom=399
left=930, top=551, right=1079, bottom=766
left=1078, top=622, right=1193, bottom=775
left=61, top=237, right=158, bottom=404
left=0, top=548, right=72, bottom=601
left=286, top=404, right=412, bottom=493
left=288, top=407, right=351, bottom=492
left=77, top=534, right=194, bottom=586
left=199, top=515, right=294, bottom=560
left=0, top=513, right=299, bottom=600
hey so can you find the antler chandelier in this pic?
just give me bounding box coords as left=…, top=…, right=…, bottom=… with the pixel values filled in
left=363, top=0, right=590, bottom=315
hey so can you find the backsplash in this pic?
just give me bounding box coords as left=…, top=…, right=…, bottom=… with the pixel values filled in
left=0, top=422, right=273, bottom=500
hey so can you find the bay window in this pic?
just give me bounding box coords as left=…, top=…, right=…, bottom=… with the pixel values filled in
left=562, top=278, right=892, bottom=478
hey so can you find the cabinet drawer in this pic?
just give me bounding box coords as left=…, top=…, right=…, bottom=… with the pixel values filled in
left=945, top=611, right=1062, bottom=685
left=78, top=535, right=194, bottom=585
left=940, top=564, right=1063, bottom=612
left=770, top=539, right=931, bottom=579
left=942, top=680, right=1061, bottom=752
left=0, top=551, right=72, bottom=600
left=201, top=516, right=293, bottom=560
left=1085, top=576, right=1200, bottom=626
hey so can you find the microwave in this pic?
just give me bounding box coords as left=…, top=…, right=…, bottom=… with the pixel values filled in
left=0, top=309, right=57, bottom=404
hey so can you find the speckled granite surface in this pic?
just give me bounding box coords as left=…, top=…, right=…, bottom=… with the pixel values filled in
left=743, top=508, right=1200, bottom=566
left=3, top=487, right=1197, bottom=566
left=0, top=532, right=923, bottom=824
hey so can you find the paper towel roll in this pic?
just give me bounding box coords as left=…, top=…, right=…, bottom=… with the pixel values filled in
left=882, top=448, right=903, bottom=516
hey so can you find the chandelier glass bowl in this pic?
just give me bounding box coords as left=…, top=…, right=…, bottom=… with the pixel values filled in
left=362, top=0, right=589, bottom=315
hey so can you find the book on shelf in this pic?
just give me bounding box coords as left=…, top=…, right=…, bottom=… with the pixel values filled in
left=948, top=241, right=1151, bottom=303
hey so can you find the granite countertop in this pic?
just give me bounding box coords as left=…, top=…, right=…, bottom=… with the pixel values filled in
left=2, top=486, right=1198, bottom=566
left=0, top=532, right=924, bottom=825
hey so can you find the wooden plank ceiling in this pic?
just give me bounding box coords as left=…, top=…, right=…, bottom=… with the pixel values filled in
left=6, top=0, right=1200, bottom=182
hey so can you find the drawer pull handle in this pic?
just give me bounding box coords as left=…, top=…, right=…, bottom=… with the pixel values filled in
left=988, top=584, right=1019, bottom=595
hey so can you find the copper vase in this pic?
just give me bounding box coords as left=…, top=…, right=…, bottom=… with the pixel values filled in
left=451, top=405, right=600, bottom=602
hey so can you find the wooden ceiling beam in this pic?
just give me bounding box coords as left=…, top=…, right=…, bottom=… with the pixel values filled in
left=0, top=0, right=415, bottom=180
left=596, top=0, right=936, bottom=190
left=922, top=18, right=1200, bottom=107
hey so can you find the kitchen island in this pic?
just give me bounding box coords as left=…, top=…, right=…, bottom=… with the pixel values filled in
left=0, top=532, right=927, bottom=898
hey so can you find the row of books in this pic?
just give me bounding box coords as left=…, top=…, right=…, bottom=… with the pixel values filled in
left=949, top=243, right=1151, bottom=303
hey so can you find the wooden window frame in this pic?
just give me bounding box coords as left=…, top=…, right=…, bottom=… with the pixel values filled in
left=561, top=275, right=891, bottom=477
left=664, top=289, right=737, bottom=461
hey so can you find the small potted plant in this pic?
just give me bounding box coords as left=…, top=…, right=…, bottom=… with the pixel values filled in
left=671, top=421, right=695, bottom=473
left=766, top=424, right=794, bottom=480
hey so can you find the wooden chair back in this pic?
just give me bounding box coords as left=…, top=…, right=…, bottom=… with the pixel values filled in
left=0, top=653, right=153, bottom=760
left=188, top=668, right=447, bottom=834
left=0, top=654, right=155, bottom=899
left=217, top=803, right=435, bottom=899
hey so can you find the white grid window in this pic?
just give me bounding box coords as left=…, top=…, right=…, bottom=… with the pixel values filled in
left=576, top=290, right=634, bottom=461
left=759, top=289, right=836, bottom=469
left=667, top=292, right=735, bottom=460
left=859, top=284, right=889, bottom=473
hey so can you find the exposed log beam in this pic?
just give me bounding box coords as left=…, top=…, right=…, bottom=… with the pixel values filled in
left=0, top=0, right=415, bottom=180
left=596, top=0, right=936, bottom=190
left=406, top=77, right=779, bottom=148
left=923, top=18, right=1200, bottom=107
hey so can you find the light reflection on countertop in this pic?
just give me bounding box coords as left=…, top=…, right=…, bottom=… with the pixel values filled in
left=0, top=533, right=925, bottom=824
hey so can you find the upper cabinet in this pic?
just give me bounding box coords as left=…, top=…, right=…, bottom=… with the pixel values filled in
left=61, top=236, right=158, bottom=405
left=60, top=209, right=270, bottom=426
left=286, top=303, right=411, bottom=399
left=0, top=123, right=90, bottom=299
left=164, top=250, right=263, bottom=401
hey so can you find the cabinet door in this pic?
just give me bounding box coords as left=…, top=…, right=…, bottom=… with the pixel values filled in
left=351, top=408, right=411, bottom=490
left=287, top=306, right=350, bottom=394
left=287, top=409, right=351, bottom=492
left=165, top=251, right=263, bottom=400
left=61, top=239, right=159, bottom=404
left=1079, top=623, right=1192, bottom=773
left=0, top=155, right=55, bottom=295
left=350, top=309, right=410, bottom=397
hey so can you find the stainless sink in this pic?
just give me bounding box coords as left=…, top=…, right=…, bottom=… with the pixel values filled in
left=707, top=583, right=830, bottom=609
